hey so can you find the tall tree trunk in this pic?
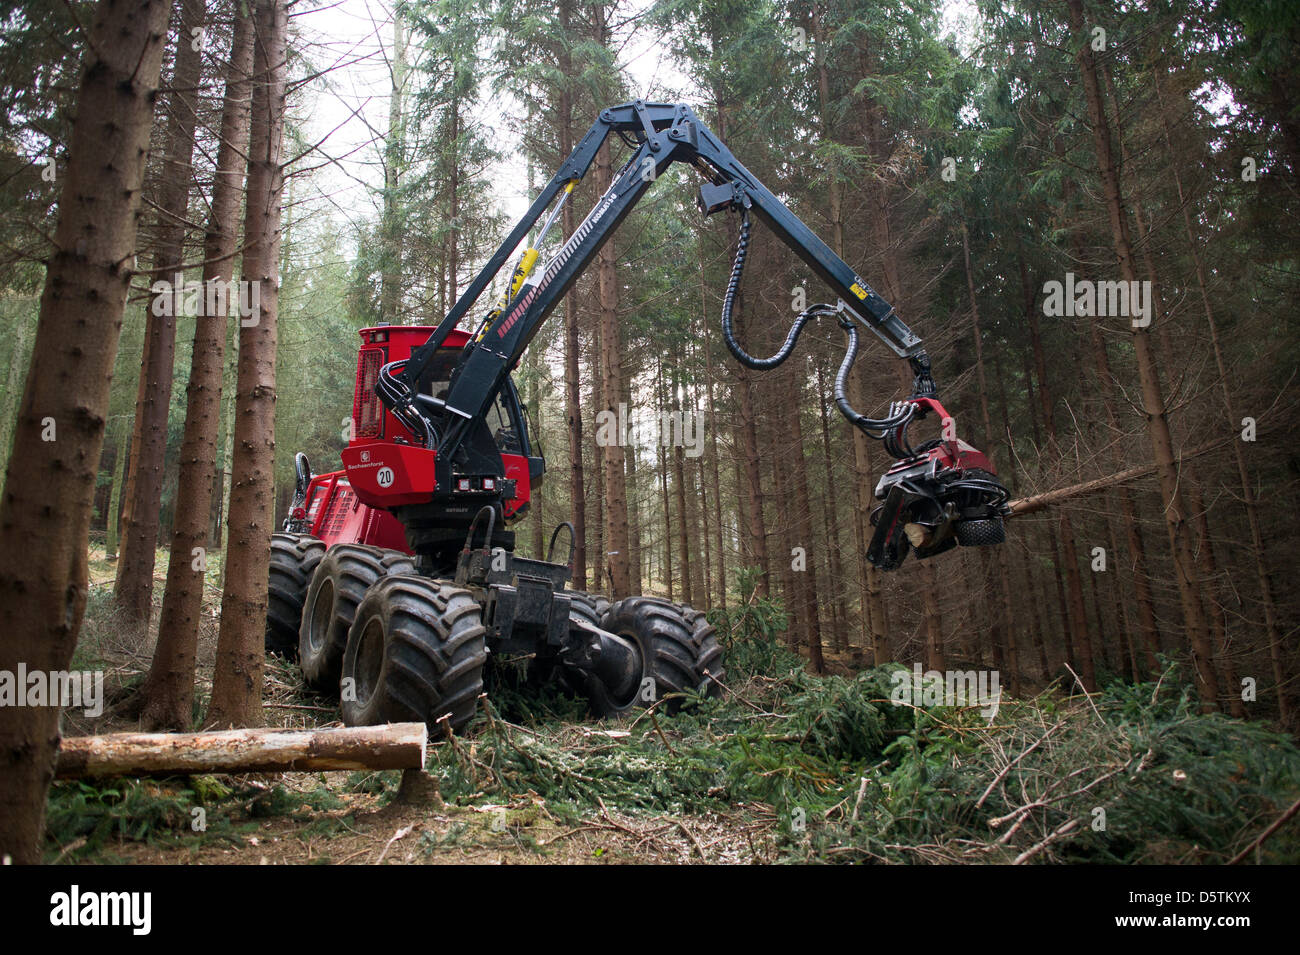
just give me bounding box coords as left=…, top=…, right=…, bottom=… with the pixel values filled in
left=0, top=0, right=170, bottom=864
left=113, top=0, right=208, bottom=625
left=104, top=416, right=128, bottom=559
left=137, top=7, right=255, bottom=730
left=594, top=140, right=630, bottom=598
left=1151, top=78, right=1285, bottom=719
left=557, top=2, right=584, bottom=589
left=589, top=328, right=604, bottom=590
left=1023, top=258, right=1095, bottom=689
left=702, top=315, right=726, bottom=610
left=379, top=6, right=407, bottom=322
left=207, top=0, right=288, bottom=728
left=622, top=371, right=640, bottom=590
left=528, top=344, right=544, bottom=558
left=1066, top=0, right=1217, bottom=709
left=961, top=222, right=1019, bottom=692
left=671, top=344, right=693, bottom=607
left=656, top=357, right=673, bottom=599
left=815, top=360, right=849, bottom=653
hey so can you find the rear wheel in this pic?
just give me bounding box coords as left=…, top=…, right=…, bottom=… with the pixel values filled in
left=341, top=575, right=487, bottom=732
left=592, top=597, right=725, bottom=718
left=265, top=533, right=326, bottom=659
left=299, top=545, right=415, bottom=693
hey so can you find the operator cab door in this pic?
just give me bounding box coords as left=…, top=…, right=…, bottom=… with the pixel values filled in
left=416, top=348, right=544, bottom=487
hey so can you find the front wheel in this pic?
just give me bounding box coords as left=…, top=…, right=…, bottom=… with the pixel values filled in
left=591, top=597, right=725, bottom=718
left=341, top=575, right=487, bottom=733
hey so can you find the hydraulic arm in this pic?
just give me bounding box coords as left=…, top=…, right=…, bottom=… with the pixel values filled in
left=376, top=100, right=1009, bottom=569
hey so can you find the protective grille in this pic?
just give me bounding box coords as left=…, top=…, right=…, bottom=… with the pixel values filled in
left=352, top=348, right=385, bottom=439
left=322, top=484, right=354, bottom=537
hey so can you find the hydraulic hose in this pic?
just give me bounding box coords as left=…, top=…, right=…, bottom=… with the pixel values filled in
left=833, top=319, right=920, bottom=440
left=721, top=210, right=834, bottom=370
left=720, top=208, right=922, bottom=448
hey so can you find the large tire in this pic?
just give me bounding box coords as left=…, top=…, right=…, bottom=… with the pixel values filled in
left=592, top=596, right=725, bottom=718
left=265, top=533, right=326, bottom=659
left=341, top=575, right=487, bottom=732
left=299, top=545, right=415, bottom=693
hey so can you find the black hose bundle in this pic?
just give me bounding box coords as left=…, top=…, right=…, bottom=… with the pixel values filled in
left=720, top=208, right=920, bottom=443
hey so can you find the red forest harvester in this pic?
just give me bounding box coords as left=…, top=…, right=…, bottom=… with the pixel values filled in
left=264, top=101, right=1010, bottom=732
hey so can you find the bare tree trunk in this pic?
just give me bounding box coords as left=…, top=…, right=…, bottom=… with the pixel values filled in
left=622, top=373, right=641, bottom=590
left=671, top=344, right=693, bottom=607
left=656, top=358, right=673, bottom=599
left=114, top=0, right=208, bottom=625
left=589, top=330, right=604, bottom=590
left=207, top=0, right=288, bottom=728
left=104, top=415, right=128, bottom=560
left=137, top=7, right=255, bottom=730
left=702, top=315, right=726, bottom=609
left=1067, top=0, right=1217, bottom=709
left=0, top=0, right=170, bottom=864
left=1153, top=78, right=1287, bottom=720
left=1021, top=256, right=1095, bottom=687
left=379, top=7, right=407, bottom=322
left=594, top=140, right=630, bottom=598
left=961, top=222, right=1018, bottom=691
left=557, top=6, right=584, bottom=589
left=815, top=360, right=849, bottom=653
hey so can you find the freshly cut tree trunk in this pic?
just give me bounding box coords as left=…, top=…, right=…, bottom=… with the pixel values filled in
left=113, top=0, right=209, bottom=626
left=1004, top=434, right=1230, bottom=517
left=208, top=0, right=289, bottom=728
left=56, top=723, right=428, bottom=778
left=0, top=0, right=171, bottom=865
left=137, top=7, right=256, bottom=730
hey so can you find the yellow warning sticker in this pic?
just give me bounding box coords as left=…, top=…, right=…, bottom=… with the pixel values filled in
left=850, top=282, right=868, bottom=300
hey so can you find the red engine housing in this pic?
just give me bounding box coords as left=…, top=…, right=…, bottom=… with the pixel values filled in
left=294, top=326, right=533, bottom=553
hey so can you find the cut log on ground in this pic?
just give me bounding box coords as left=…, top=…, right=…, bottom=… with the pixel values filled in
left=55, top=723, right=427, bottom=779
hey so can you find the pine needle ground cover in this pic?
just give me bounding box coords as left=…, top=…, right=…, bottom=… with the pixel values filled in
left=45, top=596, right=1300, bottom=864
left=430, top=601, right=1300, bottom=864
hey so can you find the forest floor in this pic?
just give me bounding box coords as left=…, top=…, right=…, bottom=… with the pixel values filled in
left=46, top=546, right=1300, bottom=866
left=61, top=546, right=772, bottom=864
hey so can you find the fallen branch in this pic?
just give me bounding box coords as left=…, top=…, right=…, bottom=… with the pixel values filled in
left=56, top=723, right=427, bottom=778
left=1228, top=796, right=1300, bottom=865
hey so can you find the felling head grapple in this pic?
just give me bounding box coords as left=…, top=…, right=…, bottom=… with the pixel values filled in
left=866, top=396, right=1010, bottom=570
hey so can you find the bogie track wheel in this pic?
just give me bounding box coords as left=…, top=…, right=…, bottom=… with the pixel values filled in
left=265, top=533, right=326, bottom=659
left=341, top=575, right=487, bottom=732
left=299, top=545, right=415, bottom=693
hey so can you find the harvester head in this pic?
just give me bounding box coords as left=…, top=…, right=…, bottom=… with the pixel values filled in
left=867, top=397, right=1010, bottom=571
